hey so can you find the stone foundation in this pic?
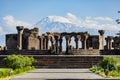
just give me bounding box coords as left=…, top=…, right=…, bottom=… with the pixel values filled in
left=100, top=50, right=120, bottom=55
left=68, top=49, right=99, bottom=55
left=0, top=55, right=103, bottom=68
left=34, top=55, right=103, bottom=68
left=0, top=50, right=55, bottom=55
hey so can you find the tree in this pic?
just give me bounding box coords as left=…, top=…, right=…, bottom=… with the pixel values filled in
left=114, top=31, right=120, bottom=49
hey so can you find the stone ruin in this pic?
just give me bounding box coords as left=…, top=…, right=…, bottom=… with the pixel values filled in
left=4, top=26, right=120, bottom=55
left=4, top=26, right=106, bottom=55
left=0, top=26, right=120, bottom=68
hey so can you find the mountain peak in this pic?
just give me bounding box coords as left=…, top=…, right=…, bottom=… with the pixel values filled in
left=46, top=16, right=71, bottom=23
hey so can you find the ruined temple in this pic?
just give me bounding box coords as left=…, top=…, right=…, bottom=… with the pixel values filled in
left=2, top=26, right=120, bottom=68
left=5, top=26, right=106, bottom=55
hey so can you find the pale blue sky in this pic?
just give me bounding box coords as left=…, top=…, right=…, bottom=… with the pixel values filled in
left=0, top=0, right=120, bottom=23
left=0, top=0, right=120, bottom=46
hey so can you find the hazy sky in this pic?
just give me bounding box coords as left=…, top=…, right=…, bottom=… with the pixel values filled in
left=0, top=0, right=120, bottom=46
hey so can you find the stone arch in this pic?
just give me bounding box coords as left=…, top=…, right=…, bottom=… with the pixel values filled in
left=61, top=36, right=66, bottom=51
left=49, top=35, right=55, bottom=50
left=70, top=36, right=75, bottom=49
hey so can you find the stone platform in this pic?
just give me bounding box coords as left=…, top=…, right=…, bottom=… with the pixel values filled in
left=1, top=55, right=120, bottom=68
left=0, top=55, right=103, bottom=68
left=33, top=55, right=103, bottom=68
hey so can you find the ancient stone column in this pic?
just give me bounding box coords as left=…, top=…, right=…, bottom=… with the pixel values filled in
left=54, top=36, right=59, bottom=53
left=108, top=36, right=113, bottom=50
left=16, top=26, right=24, bottom=50
left=38, top=36, right=41, bottom=50
left=83, top=39, right=87, bottom=50
left=43, top=37, right=46, bottom=50
left=41, top=37, right=44, bottom=50
left=45, top=36, right=49, bottom=50
left=65, top=35, right=71, bottom=52
left=105, top=38, right=109, bottom=50
left=59, top=38, right=63, bottom=53
left=81, top=33, right=88, bottom=50
left=98, top=30, right=105, bottom=50
left=75, top=38, right=80, bottom=50
left=113, top=37, right=118, bottom=49
left=105, top=36, right=113, bottom=50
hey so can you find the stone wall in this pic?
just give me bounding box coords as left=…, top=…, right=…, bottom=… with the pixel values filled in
left=100, top=50, right=120, bottom=55
left=0, top=55, right=103, bottom=68
left=33, top=55, right=103, bottom=68
left=68, top=49, right=100, bottom=55
left=6, top=34, right=17, bottom=50
left=87, top=36, right=99, bottom=49
left=27, top=37, right=40, bottom=50
left=0, top=50, right=55, bottom=55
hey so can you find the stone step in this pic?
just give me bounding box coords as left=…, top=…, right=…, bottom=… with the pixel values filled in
left=0, top=55, right=103, bottom=68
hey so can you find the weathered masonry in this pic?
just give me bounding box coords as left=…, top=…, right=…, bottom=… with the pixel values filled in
left=5, top=26, right=105, bottom=54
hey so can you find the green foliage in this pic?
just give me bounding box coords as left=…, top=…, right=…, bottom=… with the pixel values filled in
left=90, top=66, right=98, bottom=72
left=109, top=70, right=120, bottom=78
left=114, top=31, right=120, bottom=48
left=3, top=55, right=35, bottom=69
left=100, top=56, right=120, bottom=71
left=91, top=57, right=120, bottom=78
left=0, top=66, right=35, bottom=78
left=11, top=66, right=35, bottom=75
left=0, top=68, right=11, bottom=78
left=90, top=66, right=104, bottom=73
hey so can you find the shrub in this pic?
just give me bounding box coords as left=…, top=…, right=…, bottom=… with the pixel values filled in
left=109, top=70, right=120, bottom=77
left=3, top=55, right=35, bottom=69
left=11, top=66, right=35, bottom=75
left=100, top=56, right=120, bottom=71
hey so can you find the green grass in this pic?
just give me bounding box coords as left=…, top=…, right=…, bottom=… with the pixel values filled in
left=0, top=66, right=35, bottom=80
left=0, top=68, right=11, bottom=80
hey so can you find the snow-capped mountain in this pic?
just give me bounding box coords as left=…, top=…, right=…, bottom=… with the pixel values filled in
left=34, top=15, right=118, bottom=37
left=34, top=16, right=89, bottom=34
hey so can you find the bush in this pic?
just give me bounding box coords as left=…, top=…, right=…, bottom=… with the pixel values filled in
left=100, top=56, right=120, bottom=71
left=11, top=66, right=35, bottom=75
left=3, top=55, right=35, bottom=69
left=109, top=70, right=120, bottom=77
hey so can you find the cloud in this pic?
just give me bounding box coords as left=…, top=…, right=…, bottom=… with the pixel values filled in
left=66, top=13, right=82, bottom=27
left=3, top=15, right=32, bottom=28
left=94, top=17, right=113, bottom=21
left=3, top=16, right=14, bottom=27
left=0, top=26, right=4, bottom=35
left=65, top=13, right=120, bottom=31
left=0, top=15, right=32, bottom=34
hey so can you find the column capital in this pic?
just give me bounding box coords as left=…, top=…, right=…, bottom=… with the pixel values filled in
left=98, top=30, right=105, bottom=36
left=65, top=35, right=71, bottom=40
left=81, top=32, right=88, bottom=41
left=45, top=36, right=49, bottom=40
left=74, top=37, right=80, bottom=42
left=16, top=26, right=24, bottom=31
left=59, top=38, right=63, bottom=42
left=107, top=36, right=113, bottom=40
left=105, top=37, right=108, bottom=41
left=106, top=36, right=113, bottom=41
